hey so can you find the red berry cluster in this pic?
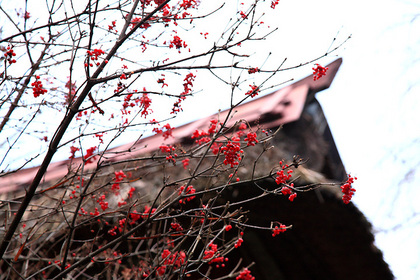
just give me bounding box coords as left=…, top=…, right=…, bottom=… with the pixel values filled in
left=221, top=137, right=243, bottom=167
left=280, top=185, right=297, bottom=201
left=130, top=206, right=157, bottom=224
left=112, top=170, right=127, bottom=192
left=234, top=238, right=243, bottom=248
left=122, top=93, right=136, bottom=110
left=275, top=161, right=297, bottom=201
left=312, top=63, right=328, bottom=80
left=341, top=174, right=357, bottom=204
left=169, top=35, right=187, bottom=50
left=191, top=129, right=212, bottom=145
left=244, top=132, right=258, bottom=146
left=69, top=146, right=80, bottom=159
left=236, top=122, right=247, bottom=137
left=95, top=133, right=104, bottom=144
left=236, top=268, right=255, bottom=280
left=275, top=161, right=293, bottom=185
left=108, top=20, right=116, bottom=31
left=84, top=146, right=97, bottom=164
left=178, top=185, right=196, bottom=204
left=157, top=249, right=186, bottom=276
left=140, top=92, right=152, bottom=118
left=245, top=85, right=259, bottom=98
left=271, top=0, right=280, bottom=9
left=159, top=144, right=177, bottom=163
left=108, top=217, right=130, bottom=236
left=86, top=49, right=105, bottom=67
left=4, top=46, right=16, bottom=64
left=170, top=222, right=183, bottom=232
left=211, top=142, right=222, bottom=155
left=181, top=158, right=190, bottom=169
left=203, top=243, right=218, bottom=260
left=179, top=0, right=198, bottom=9
left=153, top=123, right=174, bottom=140
left=191, top=119, right=219, bottom=145
left=128, top=187, right=136, bottom=198
left=130, top=16, right=151, bottom=29
left=272, top=224, right=287, bottom=237
left=171, top=72, right=195, bottom=114
left=203, top=243, right=229, bottom=267
left=97, top=194, right=109, bottom=212
left=157, top=77, right=168, bottom=87
left=200, top=32, right=209, bottom=39
left=31, top=76, right=47, bottom=97
left=248, top=67, right=259, bottom=74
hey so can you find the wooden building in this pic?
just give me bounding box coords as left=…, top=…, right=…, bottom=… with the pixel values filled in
left=0, top=58, right=394, bottom=279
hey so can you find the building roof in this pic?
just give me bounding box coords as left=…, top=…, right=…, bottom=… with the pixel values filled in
left=0, top=58, right=343, bottom=193
left=0, top=57, right=395, bottom=279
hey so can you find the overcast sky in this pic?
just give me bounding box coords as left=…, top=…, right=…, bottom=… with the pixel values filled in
left=278, top=1, right=420, bottom=279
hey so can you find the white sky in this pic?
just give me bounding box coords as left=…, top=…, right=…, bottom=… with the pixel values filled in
left=280, top=1, right=420, bottom=279
left=1, top=0, right=420, bottom=279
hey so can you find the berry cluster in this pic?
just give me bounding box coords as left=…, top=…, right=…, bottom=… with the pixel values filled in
left=86, top=49, right=106, bottom=67
left=108, top=20, right=116, bottom=31
left=191, top=129, right=212, bottom=145
left=272, top=224, right=287, bottom=237
left=181, top=158, right=190, bottom=169
left=159, top=144, right=177, bottom=163
left=97, top=194, right=109, bottom=212
left=280, top=186, right=297, bottom=201
left=274, top=161, right=293, bottom=185
left=248, top=67, right=259, bottom=74
left=271, top=0, right=280, bottom=9
left=244, top=132, right=258, bottom=146
left=203, top=243, right=218, bottom=260
left=130, top=206, right=157, bottom=224
left=245, top=85, right=259, bottom=98
left=84, top=146, right=97, bottom=164
left=341, top=174, right=357, bottom=204
left=157, top=77, right=168, bottom=87
left=178, top=185, right=196, bottom=204
left=191, top=119, right=219, bottom=145
left=169, top=35, right=187, bottom=50
left=157, top=249, right=186, bottom=276
left=31, top=76, right=47, bottom=97
left=312, top=63, right=328, bottom=80
left=4, top=46, right=16, bottom=64
left=171, top=72, right=195, bottom=114
left=130, top=16, right=152, bottom=29
left=236, top=268, right=255, bottom=280
left=170, top=222, right=183, bottom=232
left=203, top=243, right=229, bottom=267
left=140, top=92, right=152, bottom=117
left=153, top=123, right=173, bottom=140
left=234, top=238, right=243, bottom=248
left=112, top=170, right=127, bottom=192
left=69, top=146, right=80, bottom=159
left=221, top=137, right=243, bottom=167
left=275, top=161, right=298, bottom=201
